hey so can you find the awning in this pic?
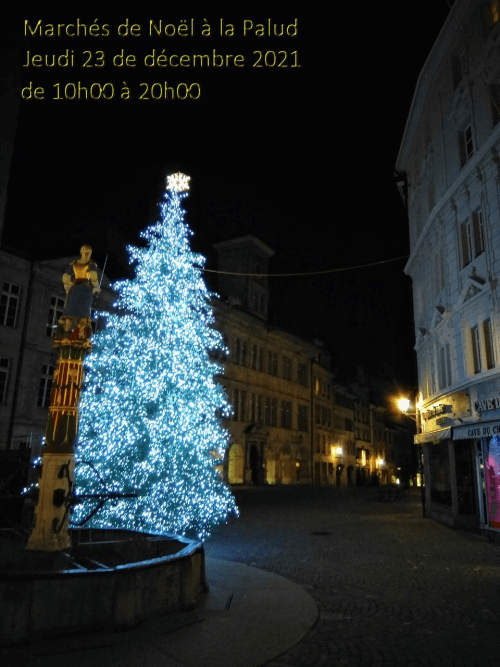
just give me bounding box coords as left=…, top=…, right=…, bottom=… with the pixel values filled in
left=414, top=428, right=451, bottom=444
left=453, top=420, right=500, bottom=440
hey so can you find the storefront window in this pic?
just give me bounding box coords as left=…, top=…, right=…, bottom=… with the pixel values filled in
left=428, top=443, right=452, bottom=506
left=455, top=440, right=475, bottom=515
left=485, top=435, right=500, bottom=529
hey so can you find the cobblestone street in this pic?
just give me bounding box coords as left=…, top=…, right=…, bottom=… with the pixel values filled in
left=205, top=486, right=500, bottom=667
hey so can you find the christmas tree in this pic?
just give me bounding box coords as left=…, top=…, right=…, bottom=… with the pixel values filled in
left=73, top=173, right=237, bottom=540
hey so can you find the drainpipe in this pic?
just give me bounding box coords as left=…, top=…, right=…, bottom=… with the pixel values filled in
left=6, top=259, right=35, bottom=449
left=310, top=358, right=315, bottom=484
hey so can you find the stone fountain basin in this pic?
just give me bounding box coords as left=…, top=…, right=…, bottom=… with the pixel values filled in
left=0, top=528, right=207, bottom=646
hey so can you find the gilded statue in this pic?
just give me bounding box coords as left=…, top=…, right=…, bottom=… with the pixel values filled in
left=59, top=245, right=100, bottom=334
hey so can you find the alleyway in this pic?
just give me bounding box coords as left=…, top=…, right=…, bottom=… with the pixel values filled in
left=205, top=485, right=500, bottom=667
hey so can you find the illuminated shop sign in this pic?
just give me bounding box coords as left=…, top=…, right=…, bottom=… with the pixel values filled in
left=459, top=422, right=500, bottom=439
left=422, top=404, right=447, bottom=420
left=475, top=396, right=500, bottom=412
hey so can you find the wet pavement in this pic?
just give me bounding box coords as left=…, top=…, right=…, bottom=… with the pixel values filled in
left=2, top=485, right=499, bottom=666
left=204, top=485, right=500, bottom=667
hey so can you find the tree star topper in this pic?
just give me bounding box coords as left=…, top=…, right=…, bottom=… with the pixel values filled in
left=167, top=172, right=190, bottom=192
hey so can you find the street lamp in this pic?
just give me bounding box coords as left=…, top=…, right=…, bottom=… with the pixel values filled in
left=398, top=397, right=413, bottom=417
left=397, top=397, right=426, bottom=518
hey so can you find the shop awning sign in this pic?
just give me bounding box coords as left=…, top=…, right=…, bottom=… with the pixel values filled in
left=453, top=420, right=500, bottom=440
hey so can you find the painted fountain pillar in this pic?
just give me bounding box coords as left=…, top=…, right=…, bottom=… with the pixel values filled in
left=26, top=245, right=100, bottom=551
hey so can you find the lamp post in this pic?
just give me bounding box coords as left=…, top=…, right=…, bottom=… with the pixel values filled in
left=398, top=397, right=426, bottom=518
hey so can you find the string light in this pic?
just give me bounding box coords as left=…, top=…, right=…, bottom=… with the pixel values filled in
left=73, top=179, right=238, bottom=540
left=202, top=254, right=409, bottom=278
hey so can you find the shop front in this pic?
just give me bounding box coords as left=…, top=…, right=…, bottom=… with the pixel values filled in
left=453, top=421, right=500, bottom=534
left=419, top=380, right=500, bottom=537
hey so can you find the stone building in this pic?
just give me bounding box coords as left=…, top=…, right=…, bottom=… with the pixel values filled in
left=1, top=237, right=407, bottom=489
left=212, top=236, right=402, bottom=486
left=0, top=247, right=115, bottom=455
left=396, top=0, right=500, bottom=534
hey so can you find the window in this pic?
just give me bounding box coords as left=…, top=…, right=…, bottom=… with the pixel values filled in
left=232, top=389, right=247, bottom=421
left=271, top=398, right=278, bottom=426
left=256, top=394, right=263, bottom=425
left=282, top=356, right=292, bottom=381
left=249, top=393, right=263, bottom=424
left=267, top=351, right=278, bottom=376
left=233, top=338, right=247, bottom=365
left=438, top=343, right=452, bottom=390
left=249, top=284, right=266, bottom=317
left=490, top=81, right=500, bottom=125
left=483, top=319, right=496, bottom=369
left=281, top=401, right=292, bottom=429
left=452, top=50, right=468, bottom=89
left=240, top=390, right=247, bottom=421
left=298, top=404, right=308, bottom=432
left=251, top=344, right=258, bottom=370
left=0, top=282, right=20, bottom=327
left=250, top=393, right=256, bottom=422
left=483, top=2, right=500, bottom=32
left=264, top=396, right=271, bottom=426
left=460, top=210, right=484, bottom=267
left=494, top=0, right=500, bottom=23
left=459, top=125, right=474, bottom=167
left=335, top=392, right=354, bottom=410
left=37, top=364, right=55, bottom=408
left=471, top=325, right=482, bottom=374
left=297, top=362, right=308, bottom=386
left=472, top=210, right=485, bottom=258
left=250, top=345, right=264, bottom=371
left=47, top=295, right=65, bottom=336
left=433, top=248, right=446, bottom=295
left=0, top=358, right=9, bottom=403
left=233, top=388, right=240, bottom=421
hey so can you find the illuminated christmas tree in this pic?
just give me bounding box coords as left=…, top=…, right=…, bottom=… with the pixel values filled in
left=73, top=173, right=237, bottom=539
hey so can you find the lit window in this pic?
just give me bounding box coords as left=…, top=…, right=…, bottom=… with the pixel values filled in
left=493, top=1, right=500, bottom=23
left=482, top=2, right=500, bottom=35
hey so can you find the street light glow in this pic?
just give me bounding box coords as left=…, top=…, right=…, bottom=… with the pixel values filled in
left=398, top=398, right=411, bottom=413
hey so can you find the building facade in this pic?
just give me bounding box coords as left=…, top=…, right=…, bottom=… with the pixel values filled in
left=396, top=0, right=500, bottom=534
left=1, top=238, right=408, bottom=489
left=212, top=236, right=404, bottom=487
left=0, top=248, right=115, bottom=454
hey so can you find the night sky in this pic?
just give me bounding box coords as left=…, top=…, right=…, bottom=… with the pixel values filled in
left=1, top=4, right=454, bottom=392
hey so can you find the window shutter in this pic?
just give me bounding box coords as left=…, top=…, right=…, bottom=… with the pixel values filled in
left=483, top=319, right=495, bottom=369
left=460, top=222, right=470, bottom=267
left=472, top=211, right=484, bottom=257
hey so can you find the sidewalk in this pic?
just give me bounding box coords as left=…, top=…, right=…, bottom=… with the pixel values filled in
left=1, top=558, right=318, bottom=667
